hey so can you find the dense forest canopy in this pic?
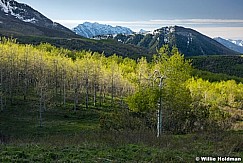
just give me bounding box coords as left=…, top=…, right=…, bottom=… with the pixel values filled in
left=191, top=55, right=243, bottom=78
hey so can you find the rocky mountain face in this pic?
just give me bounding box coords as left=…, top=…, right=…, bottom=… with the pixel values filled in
left=73, top=22, right=133, bottom=38
left=214, top=37, right=243, bottom=54
left=0, top=0, right=78, bottom=38
left=99, top=26, right=239, bottom=56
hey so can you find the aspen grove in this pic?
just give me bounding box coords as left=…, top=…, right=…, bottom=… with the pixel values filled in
left=0, top=38, right=243, bottom=133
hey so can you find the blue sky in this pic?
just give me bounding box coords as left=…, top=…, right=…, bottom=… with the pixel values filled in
left=19, top=0, right=243, bottom=39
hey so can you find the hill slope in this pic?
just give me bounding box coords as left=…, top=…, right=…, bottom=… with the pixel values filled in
left=107, top=26, right=239, bottom=56
left=16, top=36, right=150, bottom=59
left=190, top=55, right=243, bottom=78
left=0, top=0, right=78, bottom=38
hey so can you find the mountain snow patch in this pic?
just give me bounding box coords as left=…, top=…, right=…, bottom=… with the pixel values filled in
left=0, top=0, right=37, bottom=24
left=73, top=22, right=134, bottom=38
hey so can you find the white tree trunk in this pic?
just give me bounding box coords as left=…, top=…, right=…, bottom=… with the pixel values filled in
left=0, top=68, right=3, bottom=112
left=85, top=78, right=89, bottom=109
left=39, top=86, right=43, bottom=127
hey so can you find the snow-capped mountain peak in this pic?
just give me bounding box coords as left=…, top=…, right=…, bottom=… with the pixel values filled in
left=138, top=29, right=150, bottom=34
left=214, top=37, right=243, bottom=53
left=0, top=0, right=77, bottom=38
left=73, top=22, right=134, bottom=38
left=0, top=0, right=16, bottom=15
left=227, top=39, right=243, bottom=47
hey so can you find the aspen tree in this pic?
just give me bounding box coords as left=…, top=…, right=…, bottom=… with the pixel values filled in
left=60, top=61, right=67, bottom=108
left=35, top=52, right=49, bottom=127
left=0, top=56, right=4, bottom=111
left=73, top=64, right=80, bottom=112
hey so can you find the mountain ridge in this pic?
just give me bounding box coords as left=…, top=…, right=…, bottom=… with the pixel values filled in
left=228, top=39, right=243, bottom=47
left=0, top=1, right=239, bottom=58
left=95, top=26, right=239, bottom=56
left=0, top=0, right=78, bottom=38
left=73, top=22, right=133, bottom=38
left=214, top=37, right=243, bottom=54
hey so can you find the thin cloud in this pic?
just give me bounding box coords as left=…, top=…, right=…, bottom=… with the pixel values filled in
left=55, top=19, right=243, bottom=39
left=196, top=27, right=243, bottom=40
left=56, top=19, right=243, bottom=27
left=151, top=19, right=243, bottom=24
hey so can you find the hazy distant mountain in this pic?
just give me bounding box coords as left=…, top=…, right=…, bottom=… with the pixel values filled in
left=228, top=39, right=243, bottom=47
left=103, top=26, right=239, bottom=56
left=0, top=0, right=78, bottom=38
left=214, top=37, right=243, bottom=54
left=138, top=29, right=150, bottom=34
left=73, top=22, right=133, bottom=38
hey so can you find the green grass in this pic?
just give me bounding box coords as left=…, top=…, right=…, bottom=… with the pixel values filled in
left=1, top=132, right=242, bottom=162
left=0, top=103, right=99, bottom=137
left=0, top=100, right=243, bottom=162
left=0, top=144, right=195, bottom=162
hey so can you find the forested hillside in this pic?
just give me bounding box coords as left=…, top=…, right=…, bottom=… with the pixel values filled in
left=191, top=55, right=243, bottom=78
left=13, top=35, right=151, bottom=59
left=0, top=0, right=78, bottom=38
left=110, top=26, right=239, bottom=56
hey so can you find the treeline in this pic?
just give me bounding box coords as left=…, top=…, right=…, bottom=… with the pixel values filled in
left=15, top=35, right=150, bottom=59
left=191, top=55, right=243, bottom=78
left=191, top=69, right=243, bottom=83
left=0, top=38, right=243, bottom=133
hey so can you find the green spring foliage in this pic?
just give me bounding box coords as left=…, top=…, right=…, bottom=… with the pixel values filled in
left=0, top=38, right=243, bottom=133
